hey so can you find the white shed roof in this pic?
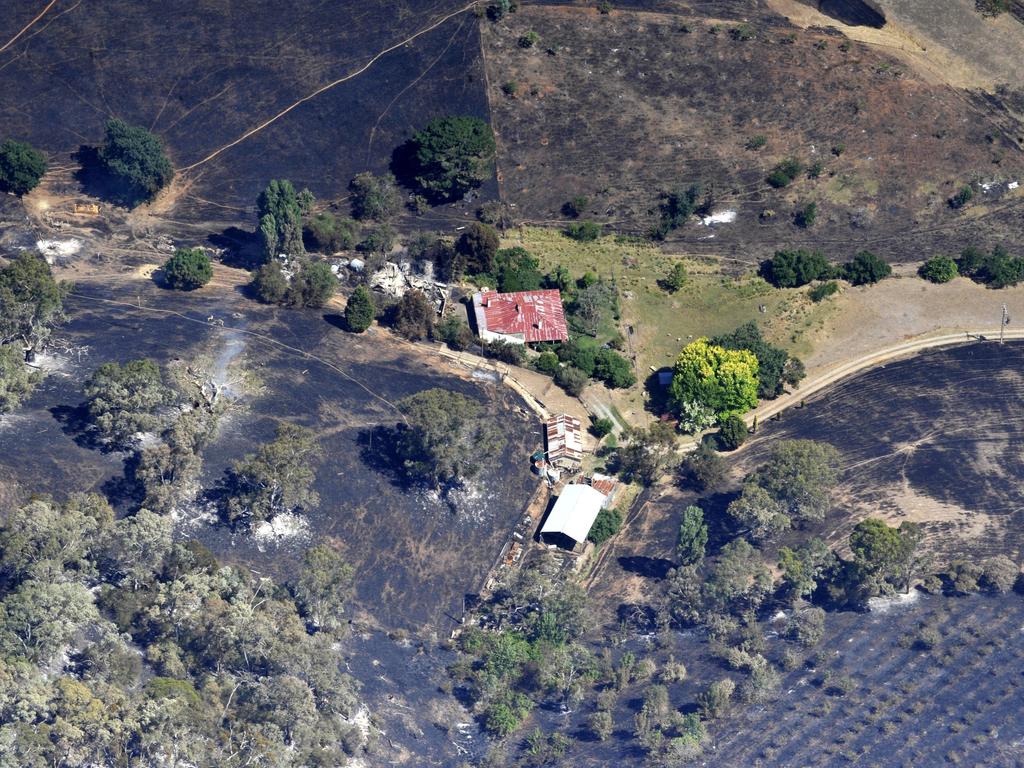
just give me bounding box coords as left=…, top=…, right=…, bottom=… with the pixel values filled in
left=540, top=484, right=608, bottom=544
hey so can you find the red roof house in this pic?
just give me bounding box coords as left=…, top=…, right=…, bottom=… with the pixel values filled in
left=472, top=289, right=569, bottom=345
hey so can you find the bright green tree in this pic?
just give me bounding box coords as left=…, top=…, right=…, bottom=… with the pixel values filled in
left=669, top=338, right=759, bottom=418
left=0, top=139, right=47, bottom=195
left=344, top=286, right=375, bottom=332
left=918, top=255, right=958, bottom=283
left=409, top=116, right=496, bottom=201
left=162, top=247, right=212, bottom=290
left=97, top=119, right=174, bottom=205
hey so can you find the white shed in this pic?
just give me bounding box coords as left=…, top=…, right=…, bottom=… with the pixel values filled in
left=539, top=483, right=608, bottom=550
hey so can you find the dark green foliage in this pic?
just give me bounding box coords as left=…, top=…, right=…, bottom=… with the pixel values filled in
left=356, top=224, right=396, bottom=255
left=564, top=220, right=601, bottom=242
left=486, top=0, right=519, bottom=21
left=0, top=343, right=41, bottom=413
left=391, top=289, right=435, bottom=340
left=257, top=179, right=305, bottom=259
left=535, top=351, right=561, bottom=375
left=162, top=248, right=212, bottom=290
left=97, top=119, right=174, bottom=205
left=716, top=414, right=747, bottom=451
left=712, top=321, right=794, bottom=399
left=663, top=262, right=688, bottom=292
left=555, top=365, right=589, bottom=396
left=587, top=507, right=623, bottom=544
left=766, top=158, right=802, bottom=188
left=559, top=342, right=596, bottom=376
left=84, top=359, right=173, bottom=448
left=0, top=252, right=68, bottom=355
left=495, top=246, right=543, bottom=292
left=682, top=442, right=726, bottom=492
left=849, top=518, right=924, bottom=595
left=955, top=245, right=1024, bottom=288
left=808, top=281, right=839, bottom=302
left=593, top=348, right=636, bottom=388
left=562, top=195, right=588, bottom=218
left=285, top=262, right=336, bottom=308
left=794, top=202, right=817, bottom=228
left=843, top=250, right=891, bottom=285
left=518, top=31, right=540, bottom=48
left=482, top=339, right=526, bottom=365
left=409, top=116, right=496, bottom=201
left=456, top=222, right=500, bottom=274
left=393, top=388, right=505, bottom=488
left=743, top=440, right=840, bottom=525
left=220, top=423, right=319, bottom=525
left=976, top=0, right=1009, bottom=14
left=745, top=135, right=767, bottom=151
left=435, top=315, right=474, bottom=350
left=304, top=212, right=358, bottom=252
left=655, top=184, right=701, bottom=238
left=590, top=417, right=614, bottom=437
left=250, top=261, right=289, bottom=303
left=0, top=139, right=47, bottom=195
left=348, top=171, right=400, bottom=221
left=949, top=185, right=974, bottom=209
left=918, top=255, right=958, bottom=283
left=676, top=505, right=708, bottom=565
left=616, top=422, right=677, bottom=485
left=759, top=249, right=830, bottom=287
left=344, top=286, right=375, bottom=332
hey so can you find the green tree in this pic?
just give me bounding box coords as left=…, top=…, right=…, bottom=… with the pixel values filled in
left=759, top=249, right=830, bottom=287
left=711, top=321, right=791, bottom=399
left=794, top=202, right=817, bottom=228
left=436, top=315, right=474, bottom=350
left=587, top=507, right=622, bottom=544
left=304, top=213, right=358, bottom=252
left=84, top=359, right=173, bottom=448
left=391, top=289, right=435, bottom=340
left=716, top=414, right=747, bottom=450
left=593, top=348, right=635, bottom=389
left=744, top=439, right=840, bottom=524
left=850, top=518, right=922, bottom=594
left=726, top=485, right=790, bottom=542
left=344, top=286, right=375, bottom=332
left=250, top=261, right=289, bottom=303
left=97, top=119, right=174, bottom=205
left=220, top=423, right=320, bottom=525
left=535, top=350, right=561, bottom=375
left=676, top=505, right=708, bottom=565
left=0, top=139, right=47, bottom=195
left=616, top=422, right=678, bottom=485
left=257, top=179, right=305, bottom=259
left=0, top=343, right=41, bottom=413
left=669, top=338, right=759, bottom=418
left=766, top=158, right=802, bottom=188
left=285, top=261, right=336, bottom=308
left=0, top=581, right=100, bottom=664
left=409, top=116, right=496, bottom=201
left=663, top=262, right=688, bottom=292
left=554, top=365, right=589, bottom=396
left=291, top=544, right=354, bottom=631
left=162, top=247, right=212, bottom=290
left=918, top=255, right=958, bottom=283
left=108, top=509, right=173, bottom=590
left=495, top=246, right=543, bottom=292
left=655, top=184, right=701, bottom=238
left=696, top=678, right=735, bottom=719
left=392, top=388, right=505, bottom=488
left=778, top=537, right=834, bottom=603
left=0, top=252, right=69, bottom=356
left=564, top=220, right=601, bottom=242
left=590, top=416, right=614, bottom=437
left=456, top=222, right=500, bottom=274
left=843, top=250, right=891, bottom=285
left=348, top=171, right=400, bottom=221
left=681, top=442, right=726, bottom=492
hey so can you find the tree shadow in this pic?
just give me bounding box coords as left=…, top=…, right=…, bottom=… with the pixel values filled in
left=389, top=139, right=418, bottom=192
left=617, top=556, right=674, bottom=580
left=99, top=451, right=147, bottom=512
left=356, top=424, right=416, bottom=492
left=643, top=368, right=673, bottom=418
left=323, top=313, right=347, bottom=332
left=208, top=227, right=264, bottom=271
left=50, top=402, right=110, bottom=452
left=72, top=145, right=139, bottom=208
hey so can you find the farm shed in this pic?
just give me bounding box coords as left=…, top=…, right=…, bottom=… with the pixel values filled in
left=545, top=413, right=583, bottom=468
left=539, top=483, right=608, bottom=551
left=472, top=289, right=569, bottom=344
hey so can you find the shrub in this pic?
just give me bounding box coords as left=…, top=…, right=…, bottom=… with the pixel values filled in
left=285, top=262, right=336, bottom=308
left=716, top=414, right=747, bottom=451
left=956, top=245, right=1024, bottom=288
left=745, top=135, right=767, bottom=151
left=976, top=0, right=1009, bottom=17
left=391, top=289, right=435, bottom=340
left=251, top=262, right=289, bottom=304
left=555, top=365, right=589, bottom=396
left=807, top=161, right=824, bottom=179
left=481, top=339, right=526, bottom=365
left=593, top=348, right=636, bottom=389
left=729, top=23, right=754, bottom=41
left=564, top=220, right=601, bottom=242
left=588, top=507, right=623, bottom=544
left=655, top=184, right=701, bottom=238
left=348, top=172, right=400, bottom=221
left=408, top=116, right=496, bottom=202
left=760, top=249, right=830, bottom=287
left=97, top=119, right=174, bottom=206
left=918, top=255, right=958, bottom=283
left=495, top=246, right=543, bottom=292
left=682, top=442, right=726, bottom=492
left=456, top=222, right=500, bottom=274
left=949, top=185, right=974, bottom=209
left=344, top=286, right=375, bottom=333
left=795, top=202, right=817, bottom=228
left=518, top=31, right=540, bottom=48
left=304, top=213, right=358, bottom=252
left=501, top=81, right=518, bottom=97
left=767, top=158, right=803, bottom=189
left=843, top=250, right=891, bottom=285
left=562, top=195, right=588, bottom=218
left=356, top=225, right=396, bottom=255
left=534, top=351, right=560, bottom=375
left=162, top=248, right=212, bottom=290
left=484, top=690, right=532, bottom=737
left=663, top=262, right=688, bottom=292
left=808, top=281, right=839, bottom=302
left=0, top=139, right=47, bottom=196
left=435, top=315, right=473, bottom=350
left=590, top=417, right=614, bottom=438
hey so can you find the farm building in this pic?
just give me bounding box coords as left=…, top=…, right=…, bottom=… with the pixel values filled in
left=539, top=483, right=608, bottom=551
left=545, top=413, right=583, bottom=469
left=472, top=289, right=569, bottom=344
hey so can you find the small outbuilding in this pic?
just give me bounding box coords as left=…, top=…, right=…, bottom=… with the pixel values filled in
left=539, top=483, right=608, bottom=551
left=545, top=413, right=583, bottom=469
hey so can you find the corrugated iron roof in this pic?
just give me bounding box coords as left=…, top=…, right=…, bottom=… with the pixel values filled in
left=540, top=483, right=608, bottom=544
left=546, top=413, right=583, bottom=463
left=473, top=289, right=569, bottom=343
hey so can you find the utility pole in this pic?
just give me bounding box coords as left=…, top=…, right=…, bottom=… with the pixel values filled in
left=1001, top=303, right=1009, bottom=343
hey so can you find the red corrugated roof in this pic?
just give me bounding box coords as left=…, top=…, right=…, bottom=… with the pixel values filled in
left=477, top=289, right=569, bottom=343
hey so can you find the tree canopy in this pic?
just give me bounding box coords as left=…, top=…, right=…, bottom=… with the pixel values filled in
left=0, top=252, right=68, bottom=356
left=97, top=119, right=174, bottom=205
left=0, top=139, right=47, bottom=196
left=257, top=179, right=306, bottom=259
left=162, top=247, right=213, bottom=290
left=344, top=285, right=375, bottom=332
left=391, top=289, right=435, bottom=341
left=409, top=116, right=496, bottom=202
left=669, top=338, right=759, bottom=418
left=711, top=321, right=802, bottom=399
left=349, top=172, right=400, bottom=221
left=84, top=359, right=174, bottom=448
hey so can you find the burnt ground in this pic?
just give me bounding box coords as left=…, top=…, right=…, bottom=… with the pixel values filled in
left=482, top=4, right=1024, bottom=264
left=0, top=274, right=539, bottom=633
left=0, top=0, right=493, bottom=226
